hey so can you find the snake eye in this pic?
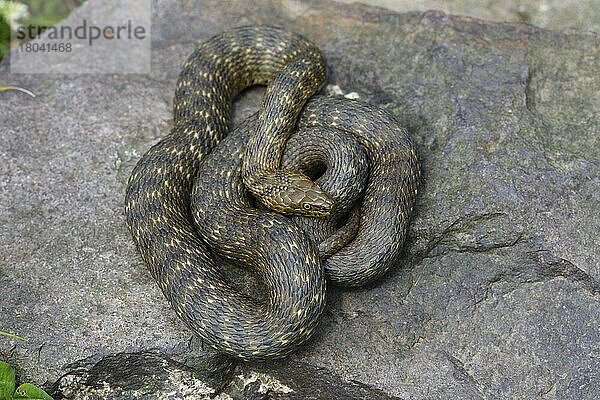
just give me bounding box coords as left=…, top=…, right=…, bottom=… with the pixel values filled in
left=302, top=203, right=312, bottom=210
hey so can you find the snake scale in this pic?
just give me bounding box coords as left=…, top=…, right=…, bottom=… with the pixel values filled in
left=125, top=26, right=420, bottom=360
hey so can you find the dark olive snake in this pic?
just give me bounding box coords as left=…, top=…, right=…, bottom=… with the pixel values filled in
left=125, top=26, right=419, bottom=360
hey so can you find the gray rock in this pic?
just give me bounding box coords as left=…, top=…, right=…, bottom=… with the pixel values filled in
left=1, top=1, right=598, bottom=399
left=335, top=0, right=600, bottom=33
left=49, top=350, right=235, bottom=399
left=49, top=351, right=397, bottom=400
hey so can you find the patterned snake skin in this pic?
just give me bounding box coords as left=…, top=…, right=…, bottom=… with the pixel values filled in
left=125, top=26, right=420, bottom=360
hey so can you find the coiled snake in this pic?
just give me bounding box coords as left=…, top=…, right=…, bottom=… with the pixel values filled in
left=125, top=26, right=419, bottom=360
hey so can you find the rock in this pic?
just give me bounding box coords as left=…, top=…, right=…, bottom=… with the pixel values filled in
left=49, top=353, right=396, bottom=400
left=335, top=0, right=600, bottom=32
left=49, top=351, right=235, bottom=399
left=1, top=0, right=598, bottom=399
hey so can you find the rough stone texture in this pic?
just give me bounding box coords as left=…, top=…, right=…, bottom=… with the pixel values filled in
left=48, top=350, right=397, bottom=400
left=49, top=351, right=236, bottom=399
left=1, top=0, right=599, bottom=399
left=336, top=0, right=600, bottom=33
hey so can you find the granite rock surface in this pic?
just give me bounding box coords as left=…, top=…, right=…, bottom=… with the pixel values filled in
left=1, top=0, right=598, bottom=399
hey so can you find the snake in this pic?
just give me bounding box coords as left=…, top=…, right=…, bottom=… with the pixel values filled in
left=124, top=26, right=420, bottom=360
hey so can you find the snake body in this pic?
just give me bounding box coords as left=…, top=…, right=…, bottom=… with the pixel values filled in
left=282, top=127, right=369, bottom=257
left=125, top=26, right=419, bottom=360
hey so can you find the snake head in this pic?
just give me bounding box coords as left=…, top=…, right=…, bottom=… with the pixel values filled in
left=250, top=169, right=335, bottom=217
